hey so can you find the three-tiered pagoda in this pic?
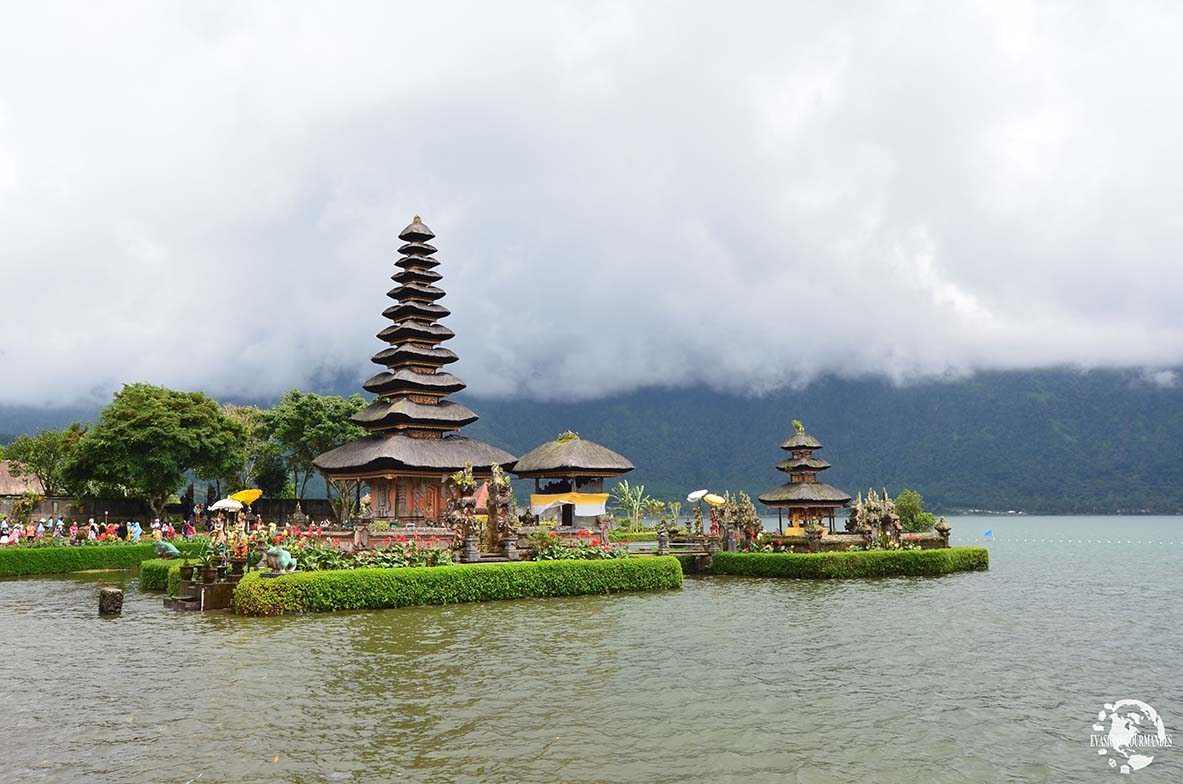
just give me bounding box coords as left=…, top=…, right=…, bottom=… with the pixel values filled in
left=314, top=217, right=515, bottom=525
left=758, top=421, right=851, bottom=532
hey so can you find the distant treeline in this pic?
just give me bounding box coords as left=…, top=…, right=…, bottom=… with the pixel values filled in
left=4, top=368, right=1183, bottom=514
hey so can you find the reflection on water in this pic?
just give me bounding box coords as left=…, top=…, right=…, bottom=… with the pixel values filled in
left=2, top=516, right=1182, bottom=783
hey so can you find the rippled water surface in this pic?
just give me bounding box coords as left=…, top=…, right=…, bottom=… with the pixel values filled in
left=2, top=516, right=1182, bottom=783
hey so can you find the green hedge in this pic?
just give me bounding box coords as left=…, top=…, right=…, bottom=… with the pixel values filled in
left=232, top=557, right=684, bottom=616
left=139, top=558, right=191, bottom=595
left=708, top=547, right=988, bottom=579
left=0, top=541, right=207, bottom=577
left=139, top=559, right=174, bottom=591
left=607, top=531, right=658, bottom=542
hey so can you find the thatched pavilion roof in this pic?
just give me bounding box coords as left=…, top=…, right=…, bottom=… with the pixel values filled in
left=511, top=434, right=634, bottom=478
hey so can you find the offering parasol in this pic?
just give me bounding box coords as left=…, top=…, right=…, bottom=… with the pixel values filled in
left=703, top=493, right=725, bottom=506
left=209, top=498, right=244, bottom=511
left=229, top=488, right=263, bottom=507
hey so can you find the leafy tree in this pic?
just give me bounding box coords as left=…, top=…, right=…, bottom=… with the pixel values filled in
left=641, top=497, right=666, bottom=527
left=895, top=488, right=936, bottom=532
left=610, top=480, right=648, bottom=529
left=3, top=423, right=87, bottom=496
left=261, top=390, right=367, bottom=502
left=65, top=384, right=245, bottom=520
left=11, top=489, right=43, bottom=523
left=218, top=403, right=266, bottom=492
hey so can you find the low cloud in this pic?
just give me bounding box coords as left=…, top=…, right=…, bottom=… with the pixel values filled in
left=3, top=2, right=1183, bottom=406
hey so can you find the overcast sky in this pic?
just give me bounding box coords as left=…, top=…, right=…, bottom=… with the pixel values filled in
left=2, top=1, right=1182, bottom=407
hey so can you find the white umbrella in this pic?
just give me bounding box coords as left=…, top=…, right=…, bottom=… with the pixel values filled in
left=687, top=489, right=708, bottom=503
left=209, top=498, right=244, bottom=511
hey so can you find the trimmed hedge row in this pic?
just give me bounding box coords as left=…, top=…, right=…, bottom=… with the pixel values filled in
left=232, top=556, right=684, bottom=616
left=708, top=547, right=989, bottom=579
left=607, top=531, right=658, bottom=542
left=0, top=541, right=207, bottom=577
left=139, top=559, right=190, bottom=595
left=139, top=559, right=174, bottom=591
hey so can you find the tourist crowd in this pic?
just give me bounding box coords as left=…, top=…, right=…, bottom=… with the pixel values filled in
left=0, top=514, right=333, bottom=546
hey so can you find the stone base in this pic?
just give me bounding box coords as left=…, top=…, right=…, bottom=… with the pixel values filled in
left=166, top=577, right=239, bottom=611
left=98, top=587, right=123, bottom=616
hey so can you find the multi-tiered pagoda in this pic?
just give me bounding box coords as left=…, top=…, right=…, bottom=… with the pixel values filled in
left=758, top=421, right=851, bottom=533
left=314, top=217, right=515, bottom=524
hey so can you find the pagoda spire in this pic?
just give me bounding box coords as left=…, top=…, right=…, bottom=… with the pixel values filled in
left=355, top=217, right=478, bottom=438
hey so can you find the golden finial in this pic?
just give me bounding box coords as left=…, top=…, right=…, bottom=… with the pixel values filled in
left=413, top=214, right=421, bottom=222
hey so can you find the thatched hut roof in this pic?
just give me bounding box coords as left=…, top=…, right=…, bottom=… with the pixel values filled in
left=511, top=433, right=634, bottom=478
left=315, top=433, right=516, bottom=476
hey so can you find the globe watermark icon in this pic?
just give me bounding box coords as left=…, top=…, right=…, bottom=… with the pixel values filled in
left=1091, top=699, right=1173, bottom=774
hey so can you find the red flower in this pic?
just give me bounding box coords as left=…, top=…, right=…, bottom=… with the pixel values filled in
left=271, top=536, right=280, bottom=544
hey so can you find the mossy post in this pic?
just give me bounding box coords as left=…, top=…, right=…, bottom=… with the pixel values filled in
left=98, top=587, right=123, bottom=616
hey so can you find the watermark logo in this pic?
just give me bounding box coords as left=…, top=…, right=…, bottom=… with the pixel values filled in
left=1091, top=699, right=1172, bottom=774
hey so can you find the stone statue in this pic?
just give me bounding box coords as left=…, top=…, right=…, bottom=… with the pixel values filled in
left=231, top=529, right=250, bottom=560
left=153, top=539, right=180, bottom=559
left=934, top=517, right=952, bottom=548
left=879, top=488, right=902, bottom=544
left=264, top=545, right=298, bottom=573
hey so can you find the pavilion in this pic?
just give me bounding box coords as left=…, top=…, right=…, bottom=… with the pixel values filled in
left=511, top=432, right=633, bottom=528
left=758, top=421, right=851, bottom=533
left=313, top=217, right=516, bottom=525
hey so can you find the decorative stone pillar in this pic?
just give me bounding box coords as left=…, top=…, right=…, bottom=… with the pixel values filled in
left=657, top=526, right=670, bottom=556
left=934, top=517, right=952, bottom=548
left=804, top=522, right=823, bottom=553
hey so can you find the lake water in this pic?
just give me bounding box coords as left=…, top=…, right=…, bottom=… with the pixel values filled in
left=1, top=515, right=1181, bottom=783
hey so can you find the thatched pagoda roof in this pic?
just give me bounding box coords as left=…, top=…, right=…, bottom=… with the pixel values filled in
left=382, top=301, right=450, bottom=321
left=776, top=456, right=831, bottom=472
left=392, top=268, right=442, bottom=285
left=387, top=283, right=446, bottom=302
left=758, top=481, right=851, bottom=506
left=377, top=320, right=455, bottom=344
left=370, top=344, right=458, bottom=367
left=781, top=431, right=823, bottom=450
left=362, top=369, right=466, bottom=396
left=512, top=434, right=634, bottom=478
left=351, top=398, right=478, bottom=430
left=314, top=434, right=515, bottom=475
left=398, top=218, right=435, bottom=243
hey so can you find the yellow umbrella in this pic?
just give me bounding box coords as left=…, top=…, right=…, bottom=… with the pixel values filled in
left=704, top=493, right=725, bottom=506
left=229, top=488, right=263, bottom=506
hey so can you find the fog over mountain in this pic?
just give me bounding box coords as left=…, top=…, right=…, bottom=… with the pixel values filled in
left=3, top=2, right=1183, bottom=407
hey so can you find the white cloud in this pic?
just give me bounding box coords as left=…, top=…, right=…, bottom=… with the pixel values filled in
left=2, top=1, right=1183, bottom=406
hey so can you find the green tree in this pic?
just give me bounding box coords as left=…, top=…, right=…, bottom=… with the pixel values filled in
left=610, top=480, right=649, bottom=529
left=3, top=422, right=87, bottom=496
left=218, top=403, right=266, bottom=492
left=65, top=384, right=245, bottom=520
left=895, top=488, right=936, bottom=532
left=261, top=390, right=367, bottom=502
